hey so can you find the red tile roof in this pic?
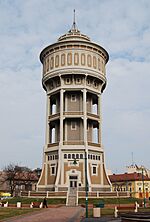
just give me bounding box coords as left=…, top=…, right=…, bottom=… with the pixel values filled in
left=109, top=172, right=150, bottom=182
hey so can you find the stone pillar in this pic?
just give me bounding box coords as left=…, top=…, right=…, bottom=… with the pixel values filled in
left=55, top=88, right=64, bottom=189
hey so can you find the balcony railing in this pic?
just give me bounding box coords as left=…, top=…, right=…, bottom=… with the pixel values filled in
left=63, top=111, right=83, bottom=116
left=63, top=141, right=84, bottom=145
left=87, top=112, right=100, bottom=119
left=47, top=142, right=59, bottom=147
left=88, top=142, right=101, bottom=147
left=48, top=113, right=60, bottom=120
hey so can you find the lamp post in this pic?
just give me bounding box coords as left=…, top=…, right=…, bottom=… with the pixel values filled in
left=141, top=168, right=146, bottom=208
left=73, top=152, right=88, bottom=218
left=85, top=151, right=88, bottom=218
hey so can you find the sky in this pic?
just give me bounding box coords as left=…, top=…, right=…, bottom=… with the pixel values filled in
left=0, top=0, right=150, bottom=173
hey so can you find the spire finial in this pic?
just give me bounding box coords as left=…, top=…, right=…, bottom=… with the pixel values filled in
left=70, top=9, right=79, bottom=32
left=73, top=9, right=76, bottom=29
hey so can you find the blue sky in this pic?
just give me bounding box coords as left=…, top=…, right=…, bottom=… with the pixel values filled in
left=0, top=0, right=150, bottom=173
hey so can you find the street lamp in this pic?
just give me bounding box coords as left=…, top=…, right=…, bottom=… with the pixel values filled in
left=85, top=151, right=88, bottom=218
left=73, top=152, right=88, bottom=218
left=141, top=168, right=146, bottom=208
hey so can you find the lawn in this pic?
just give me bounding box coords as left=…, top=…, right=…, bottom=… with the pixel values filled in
left=5, top=196, right=149, bottom=206
left=5, top=197, right=66, bottom=205
left=0, top=208, right=40, bottom=220
left=78, top=197, right=140, bottom=205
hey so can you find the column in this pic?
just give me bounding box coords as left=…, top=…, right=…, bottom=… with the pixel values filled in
left=45, top=95, right=50, bottom=145
left=60, top=89, right=64, bottom=145
left=55, top=88, right=64, bottom=189
left=98, top=94, right=101, bottom=146
left=83, top=89, right=87, bottom=145
left=83, top=89, right=91, bottom=191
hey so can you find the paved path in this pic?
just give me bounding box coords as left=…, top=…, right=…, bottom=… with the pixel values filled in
left=81, top=217, right=121, bottom=222
left=3, top=207, right=85, bottom=222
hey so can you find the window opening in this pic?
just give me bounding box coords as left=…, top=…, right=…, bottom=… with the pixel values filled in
left=71, top=94, right=76, bottom=102
left=80, top=154, right=83, bottom=159
left=64, top=154, right=67, bottom=159
left=51, top=166, right=55, bottom=175
left=66, top=78, right=70, bottom=84
left=93, top=166, right=97, bottom=175
left=71, top=121, right=77, bottom=130
left=51, top=127, right=56, bottom=143
left=93, top=127, right=98, bottom=143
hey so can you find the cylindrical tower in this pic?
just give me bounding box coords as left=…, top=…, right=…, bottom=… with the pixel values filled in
left=37, top=21, right=111, bottom=194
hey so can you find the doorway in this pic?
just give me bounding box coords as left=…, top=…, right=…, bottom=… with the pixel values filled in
left=69, top=175, right=78, bottom=194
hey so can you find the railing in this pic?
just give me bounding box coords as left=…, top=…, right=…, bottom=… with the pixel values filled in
left=63, top=111, right=83, bottom=116
left=47, top=142, right=59, bottom=147
left=78, top=191, right=130, bottom=198
left=87, top=112, right=100, bottom=119
left=48, top=113, right=60, bottom=120
left=63, top=141, right=84, bottom=145
left=88, top=142, right=101, bottom=147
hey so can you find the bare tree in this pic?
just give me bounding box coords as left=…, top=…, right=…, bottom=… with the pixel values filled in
left=1, top=163, right=33, bottom=196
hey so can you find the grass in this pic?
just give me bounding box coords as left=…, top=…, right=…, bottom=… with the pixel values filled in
left=78, top=197, right=145, bottom=205
left=5, top=197, right=66, bottom=205
left=6, top=197, right=149, bottom=206
left=0, top=208, right=40, bottom=220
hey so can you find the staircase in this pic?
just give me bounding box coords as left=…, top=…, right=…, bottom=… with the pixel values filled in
left=67, top=188, right=77, bottom=206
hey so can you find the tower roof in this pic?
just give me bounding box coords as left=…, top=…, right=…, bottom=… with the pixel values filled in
left=58, top=10, right=90, bottom=42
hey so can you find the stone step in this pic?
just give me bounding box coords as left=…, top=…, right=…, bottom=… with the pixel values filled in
left=68, top=196, right=76, bottom=206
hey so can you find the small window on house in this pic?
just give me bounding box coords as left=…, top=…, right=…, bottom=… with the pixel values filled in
left=64, top=154, right=67, bottom=159
left=71, top=121, right=77, bottom=130
left=71, top=94, right=76, bottom=102
left=48, top=156, right=50, bottom=161
left=93, top=166, right=97, bottom=175
left=68, top=154, right=71, bottom=159
left=88, top=154, right=90, bottom=159
left=130, top=187, right=132, bottom=192
left=50, top=156, right=52, bottom=160
left=98, top=156, right=100, bottom=160
left=93, top=155, right=95, bottom=160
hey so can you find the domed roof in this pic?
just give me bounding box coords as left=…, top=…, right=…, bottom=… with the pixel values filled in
left=58, top=28, right=90, bottom=42
left=58, top=10, right=90, bottom=42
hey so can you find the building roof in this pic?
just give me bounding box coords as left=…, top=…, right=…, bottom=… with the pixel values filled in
left=58, top=9, right=90, bottom=42
left=109, top=172, right=150, bottom=182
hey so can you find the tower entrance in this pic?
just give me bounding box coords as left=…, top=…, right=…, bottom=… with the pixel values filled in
left=69, top=175, right=78, bottom=189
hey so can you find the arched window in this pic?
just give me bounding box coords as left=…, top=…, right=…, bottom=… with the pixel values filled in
left=64, top=154, right=67, bottom=159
